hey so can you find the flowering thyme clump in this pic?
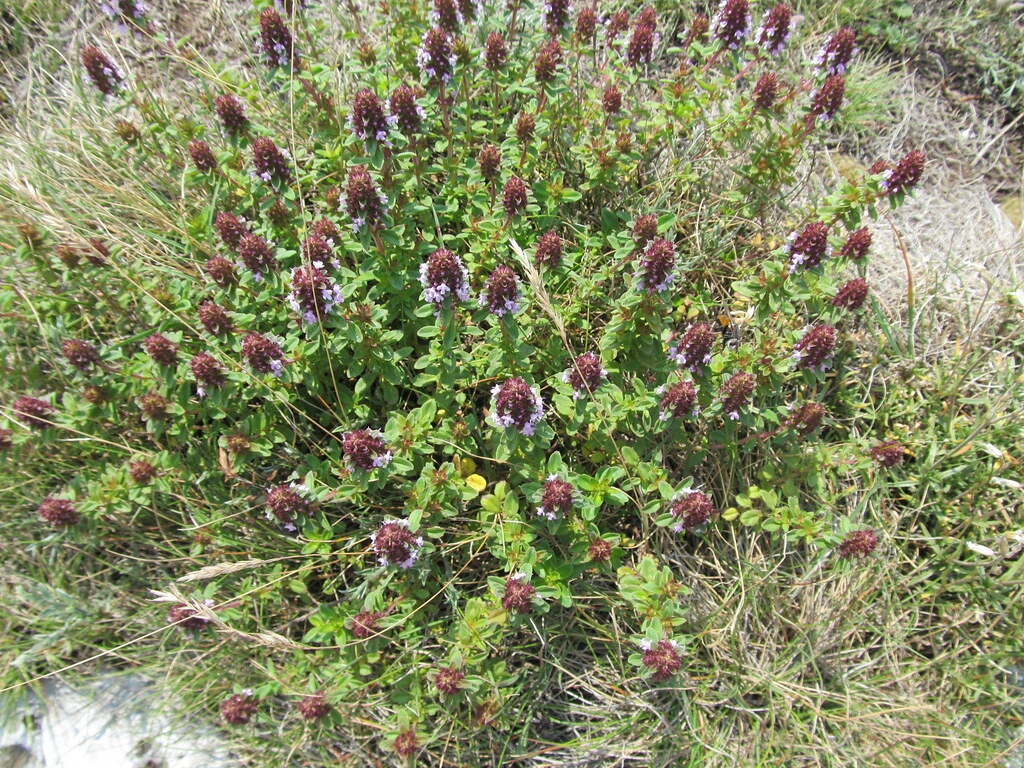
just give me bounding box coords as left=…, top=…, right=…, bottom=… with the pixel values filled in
left=349, top=88, right=395, bottom=144
left=371, top=519, right=424, bottom=569
left=387, top=84, right=425, bottom=136
left=167, top=601, right=212, bottom=632
left=198, top=300, right=234, bottom=337
left=793, top=323, right=837, bottom=371
left=669, top=323, right=716, bottom=373
left=668, top=488, right=714, bottom=532
left=490, top=377, right=545, bottom=436
left=712, top=0, right=751, bottom=50
left=257, top=8, right=296, bottom=69
left=640, top=639, right=683, bottom=681
left=205, top=256, right=237, bottom=287
left=190, top=352, right=226, bottom=396
left=188, top=140, right=217, bottom=173
left=720, top=371, right=755, bottom=419
left=80, top=46, right=124, bottom=96
left=502, top=573, right=537, bottom=614
left=394, top=729, right=420, bottom=759
left=752, top=72, right=779, bottom=110
left=215, top=94, right=248, bottom=136
left=657, top=380, right=698, bottom=420
left=13, top=396, right=55, bottom=428
left=241, top=333, right=285, bottom=376
left=870, top=440, right=905, bottom=468
left=215, top=212, right=247, bottom=250
left=479, top=265, right=522, bottom=317
left=238, top=233, right=277, bottom=278
left=220, top=691, right=258, bottom=725
left=808, top=74, right=845, bottom=124
left=575, top=7, right=597, bottom=44
left=418, top=27, right=456, bottom=84
left=637, top=238, right=676, bottom=294
left=755, top=3, right=792, bottom=55
left=289, top=264, right=343, bottom=323
left=515, top=111, right=536, bottom=145
left=605, top=9, right=630, bottom=44
left=62, top=340, right=99, bottom=372
left=420, top=248, right=470, bottom=309
left=266, top=483, right=312, bottom=529
left=602, top=84, right=622, bottom=115
left=296, top=694, right=331, bottom=721
left=832, top=278, right=869, bottom=310
left=534, top=39, right=563, bottom=85
left=349, top=609, right=386, bottom=639
left=839, top=227, right=872, bottom=260
left=483, top=32, right=507, bottom=71
left=251, top=137, right=292, bottom=185
left=880, top=150, right=926, bottom=196
left=544, top=0, right=571, bottom=33
left=342, top=429, right=393, bottom=471
left=433, top=0, right=462, bottom=33
left=38, top=497, right=80, bottom=527
left=537, top=475, right=577, bottom=520
left=785, top=221, right=832, bottom=271
left=344, top=166, right=387, bottom=231
left=478, top=144, right=501, bottom=182
left=785, top=401, right=825, bottom=436
left=815, top=27, right=858, bottom=76
left=626, top=15, right=658, bottom=68
left=534, top=230, right=563, bottom=268
left=433, top=666, right=465, bottom=695
left=838, top=529, right=878, bottom=558
left=562, top=352, right=607, bottom=398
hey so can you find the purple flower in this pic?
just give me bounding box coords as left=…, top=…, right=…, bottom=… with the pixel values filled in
left=371, top=518, right=424, bottom=568
left=257, top=8, right=297, bottom=69
left=537, top=474, right=577, bottom=520
left=711, top=0, right=751, bottom=50
left=669, top=322, right=716, bottom=372
left=752, top=72, right=779, bottom=110
left=640, top=638, right=683, bottom=681
left=215, top=211, right=248, bottom=250
left=251, top=137, right=292, bottom=185
left=387, top=84, right=426, bottom=136
left=755, top=3, right=792, bottom=55
left=198, top=300, right=234, bottom=337
left=418, top=27, right=456, bottom=84
left=62, top=339, right=100, bottom=372
left=38, top=496, right=80, bottom=528
left=13, top=396, right=55, bottom=428
left=433, top=666, right=465, bottom=696
left=815, top=27, right=858, bottom=76
left=793, top=323, right=837, bottom=371
left=241, top=332, right=285, bottom=376
left=490, top=377, right=545, bottom=436
left=637, top=238, right=676, bottom=294
left=80, top=46, right=124, bottom=96
left=534, top=229, right=563, bottom=268
left=167, top=601, right=213, bottom=632
left=605, top=10, right=630, bottom=44
left=344, top=166, right=387, bottom=232
left=575, top=6, right=597, bottom=44
left=870, top=440, right=905, bottom=468
left=342, top=428, right=392, bottom=471
left=632, top=214, right=659, bottom=248
left=832, top=278, right=869, bottom=310
left=266, top=482, right=312, bottom=529
left=720, top=371, right=755, bottom=419
left=534, top=39, right=563, bottom=84
left=419, top=247, right=470, bottom=308
left=838, top=529, right=878, bottom=558
left=190, top=352, right=226, bottom=396
left=205, top=256, right=237, bottom=287
left=129, top=460, right=157, bottom=484
left=602, top=84, right=623, bottom=115
left=808, top=74, right=845, bottom=124
left=483, top=32, right=508, bottom=71
left=785, top=401, right=825, bottom=436
left=144, top=333, right=178, bottom=366
left=478, top=265, right=522, bottom=317
left=289, top=264, right=343, bottom=323
left=215, top=94, right=249, bottom=136
left=349, top=88, right=395, bottom=144
left=657, top=380, right=698, bottom=420
left=433, top=0, right=462, bottom=34
left=220, top=692, right=258, bottom=725
left=502, top=573, right=537, bottom=614
left=478, top=144, right=501, bottom=182
left=296, top=694, right=331, bottom=721
left=544, top=0, right=572, bottom=33
left=668, top=488, right=714, bottom=532
left=238, top=233, right=277, bottom=278
left=785, top=221, right=832, bottom=271
left=839, top=227, right=872, bottom=260
left=561, top=351, right=607, bottom=398
left=349, top=609, right=386, bottom=639
left=626, top=17, right=658, bottom=68
left=515, top=111, right=536, bottom=145
left=188, top=140, right=217, bottom=173
left=880, top=150, right=926, bottom=196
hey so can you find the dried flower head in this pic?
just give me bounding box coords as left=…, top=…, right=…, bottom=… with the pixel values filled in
left=371, top=518, right=424, bottom=568
left=755, top=3, right=792, bottom=55
left=289, top=264, right=343, bottom=323
left=394, top=729, right=420, bottom=759
left=342, top=428, right=393, bottom=471
left=785, top=401, right=825, bottom=436
left=838, top=529, right=878, bottom=558
left=344, top=166, right=388, bottom=231
left=13, top=396, right=55, bottom=429
left=720, top=371, right=755, bottom=419
left=82, top=386, right=107, bottom=406
left=220, top=692, right=258, bottom=725
left=880, top=150, right=926, bottom=196
left=637, top=238, right=676, bottom=294
left=490, top=377, right=545, bottom=436
left=205, top=256, right=237, bottom=287
left=266, top=483, right=312, bottom=529
left=870, top=440, right=905, bottom=469
left=562, top=352, right=607, bottom=398
left=115, top=119, right=141, bottom=144
left=38, top=496, right=80, bottom=527
left=62, top=339, right=100, bottom=372
left=669, top=322, right=716, bottom=372
left=484, top=32, right=508, bottom=71
left=215, top=94, right=249, bottom=136
left=587, top=537, right=613, bottom=562
left=501, top=176, right=530, bottom=218
left=167, top=602, right=212, bottom=631
left=668, top=488, right=714, bottom=532
left=793, top=323, right=837, bottom=371
left=258, top=8, right=296, bottom=69
left=296, top=694, right=331, bottom=721
left=349, top=88, right=394, bottom=144
left=433, top=666, right=465, bottom=695
left=215, top=212, right=248, bottom=251
left=537, top=474, right=577, bottom=520
left=128, top=460, right=157, bottom=484
left=534, top=230, right=563, bottom=268
left=198, top=300, right=234, bottom=337
left=832, top=278, right=869, bottom=311
left=479, top=265, right=522, bottom=317
left=0, top=429, right=12, bottom=452
left=478, top=144, right=501, bottom=182
left=752, top=72, right=779, bottom=110
left=515, top=111, right=536, bottom=144
left=632, top=214, right=659, bottom=248
left=502, top=573, right=537, bottom=614
left=251, top=137, right=292, bottom=185
left=418, top=27, right=456, bottom=83
left=683, top=13, right=710, bottom=49
left=139, top=392, right=169, bottom=420
left=808, top=74, right=845, bottom=123
left=839, top=227, right=872, bottom=260
left=657, top=380, right=698, bottom=420
left=85, top=238, right=109, bottom=266
left=711, top=0, right=751, bottom=50
left=242, top=333, right=285, bottom=376
left=640, top=638, right=683, bottom=681
left=815, top=27, right=857, bottom=76
left=785, top=221, right=832, bottom=271
left=419, top=248, right=470, bottom=308
left=387, top=84, right=425, bottom=136
left=238, top=233, right=277, bottom=277
left=80, top=46, right=124, bottom=96
left=349, top=609, right=386, bottom=639
left=144, top=334, right=178, bottom=366
left=534, top=39, right=563, bottom=84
